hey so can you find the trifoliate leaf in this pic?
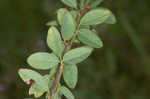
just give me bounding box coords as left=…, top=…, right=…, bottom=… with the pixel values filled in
left=80, top=8, right=111, bottom=25
left=63, top=64, right=78, bottom=89
left=47, top=26, right=65, bottom=57
left=27, top=52, right=59, bottom=70
left=63, top=46, right=93, bottom=64
left=78, top=29, right=103, bottom=48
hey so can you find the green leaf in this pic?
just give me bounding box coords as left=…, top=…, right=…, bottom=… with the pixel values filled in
left=80, top=8, right=111, bottom=25
left=29, top=83, right=44, bottom=98
left=19, top=69, right=42, bottom=82
left=61, top=0, right=77, bottom=9
left=63, top=46, right=93, bottom=64
left=61, top=10, right=76, bottom=40
left=47, top=26, right=65, bottom=57
left=57, top=8, right=68, bottom=25
left=18, top=69, right=48, bottom=91
left=79, top=0, right=85, bottom=8
left=59, top=86, right=75, bottom=99
left=46, top=20, right=58, bottom=26
left=104, top=12, right=116, bottom=24
left=79, top=25, right=90, bottom=29
left=29, top=75, right=50, bottom=98
left=78, top=29, right=103, bottom=48
left=63, top=64, right=78, bottom=89
left=89, top=0, right=103, bottom=8
left=70, top=10, right=78, bottom=20
left=53, top=92, right=62, bottom=99
left=27, top=52, right=59, bottom=70
left=49, top=65, right=58, bottom=78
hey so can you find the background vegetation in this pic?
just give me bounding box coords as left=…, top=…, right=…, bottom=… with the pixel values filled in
left=0, top=0, right=150, bottom=99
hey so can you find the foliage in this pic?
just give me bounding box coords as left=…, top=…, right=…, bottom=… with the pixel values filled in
left=18, top=0, right=116, bottom=99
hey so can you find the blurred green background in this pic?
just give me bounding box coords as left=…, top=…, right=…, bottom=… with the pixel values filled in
left=0, top=0, right=150, bottom=99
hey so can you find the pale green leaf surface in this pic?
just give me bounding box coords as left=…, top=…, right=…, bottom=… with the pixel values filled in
left=79, top=0, right=85, bottom=8
left=57, top=8, right=68, bottom=25
left=61, top=10, right=76, bottom=40
left=70, top=10, right=78, bottom=20
left=61, top=0, right=77, bottom=8
left=60, top=86, right=75, bottom=99
left=104, top=12, right=116, bottom=24
left=46, top=20, right=58, bottom=26
left=47, top=26, right=65, bottom=57
left=18, top=69, right=48, bottom=91
left=63, top=46, right=93, bottom=64
left=29, top=75, right=50, bottom=98
left=78, top=29, right=103, bottom=48
left=90, top=0, right=103, bottom=8
left=80, top=8, right=111, bottom=25
left=63, top=64, right=78, bottom=89
left=27, top=52, right=59, bottom=70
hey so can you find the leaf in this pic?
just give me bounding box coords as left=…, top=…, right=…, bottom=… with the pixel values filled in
left=53, top=92, right=62, bottom=99
left=18, top=69, right=48, bottom=91
left=47, top=26, right=65, bottom=57
left=63, top=46, right=93, bottom=64
left=57, top=8, right=68, bottom=25
left=46, top=20, right=58, bottom=26
left=27, top=52, right=59, bottom=70
left=61, top=10, right=76, bottom=40
left=79, top=25, right=90, bottom=29
left=61, top=0, right=77, bottom=9
left=89, top=0, right=103, bottom=8
left=59, top=86, right=75, bottom=99
left=80, top=8, right=111, bottom=25
left=104, top=12, right=117, bottom=24
left=70, top=10, right=78, bottom=20
left=49, top=66, right=58, bottom=78
left=79, top=0, right=85, bottom=8
left=29, top=83, right=45, bottom=98
left=78, top=29, right=103, bottom=48
left=29, top=75, right=51, bottom=98
left=63, top=64, right=78, bottom=89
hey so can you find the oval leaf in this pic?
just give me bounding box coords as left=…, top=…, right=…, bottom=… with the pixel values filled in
left=61, top=0, right=77, bottom=9
left=70, top=10, right=78, bottom=20
left=46, top=20, right=58, bottom=26
left=18, top=69, right=48, bottom=91
left=27, top=52, right=59, bottom=70
left=80, top=8, right=111, bottom=25
left=19, top=69, right=42, bottom=82
left=29, top=75, right=50, bottom=98
left=63, top=64, right=78, bottom=89
left=61, top=10, right=76, bottom=40
left=63, top=46, right=93, bottom=64
left=104, top=12, right=116, bottom=24
left=89, top=0, right=103, bottom=8
left=47, top=26, right=65, bottom=57
left=57, top=8, right=68, bottom=25
left=78, top=29, right=103, bottom=48
left=59, top=86, right=75, bottom=99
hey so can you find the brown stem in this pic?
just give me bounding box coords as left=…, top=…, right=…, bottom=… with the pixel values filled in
left=49, top=6, right=88, bottom=99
